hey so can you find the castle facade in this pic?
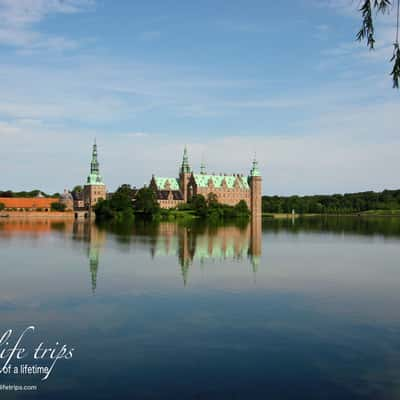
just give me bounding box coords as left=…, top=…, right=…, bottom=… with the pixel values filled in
left=150, top=147, right=262, bottom=215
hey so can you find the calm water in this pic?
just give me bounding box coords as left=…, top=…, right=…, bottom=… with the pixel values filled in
left=0, top=216, right=400, bottom=399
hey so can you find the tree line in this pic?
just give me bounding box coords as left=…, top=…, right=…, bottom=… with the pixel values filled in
left=0, top=190, right=59, bottom=198
left=262, top=189, right=400, bottom=214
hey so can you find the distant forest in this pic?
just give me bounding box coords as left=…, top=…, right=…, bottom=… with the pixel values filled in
left=0, top=190, right=59, bottom=198
left=262, top=189, right=400, bottom=214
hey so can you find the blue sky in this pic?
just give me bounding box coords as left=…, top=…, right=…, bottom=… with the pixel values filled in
left=0, top=0, right=398, bottom=195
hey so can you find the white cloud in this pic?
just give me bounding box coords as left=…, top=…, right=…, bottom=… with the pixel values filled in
left=0, top=0, right=94, bottom=51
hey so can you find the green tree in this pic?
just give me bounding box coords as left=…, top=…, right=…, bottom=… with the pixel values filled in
left=356, top=0, right=400, bottom=88
left=73, top=185, right=83, bottom=193
left=110, top=191, right=132, bottom=212
left=94, top=185, right=136, bottom=221
left=134, top=187, right=160, bottom=216
left=0, top=202, right=4, bottom=211
left=94, top=199, right=115, bottom=220
left=234, top=200, right=250, bottom=216
left=190, top=194, right=208, bottom=217
left=113, top=184, right=137, bottom=201
left=262, top=189, right=400, bottom=215
left=51, top=202, right=66, bottom=211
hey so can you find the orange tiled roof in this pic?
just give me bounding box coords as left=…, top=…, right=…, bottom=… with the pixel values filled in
left=0, top=197, right=59, bottom=209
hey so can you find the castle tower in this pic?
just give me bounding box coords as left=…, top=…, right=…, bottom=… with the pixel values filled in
left=248, top=158, right=262, bottom=216
left=179, top=146, right=192, bottom=202
left=83, top=140, right=106, bottom=209
left=200, top=160, right=206, bottom=175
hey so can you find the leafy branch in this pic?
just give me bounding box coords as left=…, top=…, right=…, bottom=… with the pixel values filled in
left=357, top=0, right=400, bottom=88
left=391, top=43, right=400, bottom=87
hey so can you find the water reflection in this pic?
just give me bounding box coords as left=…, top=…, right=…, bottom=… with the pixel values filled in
left=72, top=222, right=106, bottom=293
left=1, top=216, right=400, bottom=399
left=0, top=217, right=69, bottom=238
left=265, top=215, right=400, bottom=237
left=149, top=217, right=262, bottom=285
left=2, top=215, right=400, bottom=294
left=0, top=216, right=262, bottom=291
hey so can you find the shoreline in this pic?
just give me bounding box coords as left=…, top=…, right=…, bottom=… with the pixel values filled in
left=1, top=211, right=399, bottom=220
left=0, top=211, right=76, bottom=219
left=263, top=212, right=400, bottom=219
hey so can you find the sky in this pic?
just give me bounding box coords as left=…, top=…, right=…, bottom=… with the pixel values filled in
left=0, top=0, right=399, bottom=195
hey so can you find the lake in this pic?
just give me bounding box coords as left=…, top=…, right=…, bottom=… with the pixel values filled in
left=0, top=216, right=399, bottom=399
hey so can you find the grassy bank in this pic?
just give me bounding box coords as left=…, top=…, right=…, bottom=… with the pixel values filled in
left=262, top=213, right=318, bottom=219
left=160, top=209, right=198, bottom=221
left=263, top=210, right=400, bottom=219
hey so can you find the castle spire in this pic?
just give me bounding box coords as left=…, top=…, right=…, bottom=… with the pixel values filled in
left=91, top=140, right=99, bottom=174
left=181, top=145, right=191, bottom=174
left=200, top=154, right=206, bottom=174
left=250, top=157, right=260, bottom=177
left=87, top=140, right=104, bottom=185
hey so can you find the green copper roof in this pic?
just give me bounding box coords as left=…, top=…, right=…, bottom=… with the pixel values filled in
left=87, top=173, right=105, bottom=185
left=249, top=158, right=260, bottom=177
left=193, top=174, right=250, bottom=190
left=87, top=141, right=105, bottom=185
left=180, top=146, right=191, bottom=174
left=154, top=177, right=180, bottom=191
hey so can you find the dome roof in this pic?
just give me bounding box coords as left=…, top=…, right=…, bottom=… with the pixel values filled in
left=60, top=190, right=73, bottom=201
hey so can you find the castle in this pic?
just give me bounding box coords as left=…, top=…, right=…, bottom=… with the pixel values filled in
left=73, top=142, right=262, bottom=216
left=149, top=147, right=262, bottom=215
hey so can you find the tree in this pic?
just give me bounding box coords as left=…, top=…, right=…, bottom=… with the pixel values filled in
left=94, top=199, right=115, bottom=220
left=94, top=185, right=136, bottom=221
left=115, top=184, right=136, bottom=198
left=234, top=200, right=250, bottom=216
left=261, top=189, right=400, bottom=215
left=51, top=202, right=66, bottom=211
left=133, top=187, right=160, bottom=216
left=0, top=202, right=4, bottom=211
left=357, top=0, right=400, bottom=87
left=73, top=185, right=83, bottom=193
left=110, top=191, right=132, bottom=212
left=190, top=194, right=208, bottom=217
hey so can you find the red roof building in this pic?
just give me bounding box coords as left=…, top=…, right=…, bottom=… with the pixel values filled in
left=0, top=197, right=59, bottom=210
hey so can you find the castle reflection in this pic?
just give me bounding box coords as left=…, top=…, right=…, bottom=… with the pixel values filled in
left=72, top=221, right=106, bottom=293
left=0, top=216, right=262, bottom=291
left=150, top=216, right=262, bottom=285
